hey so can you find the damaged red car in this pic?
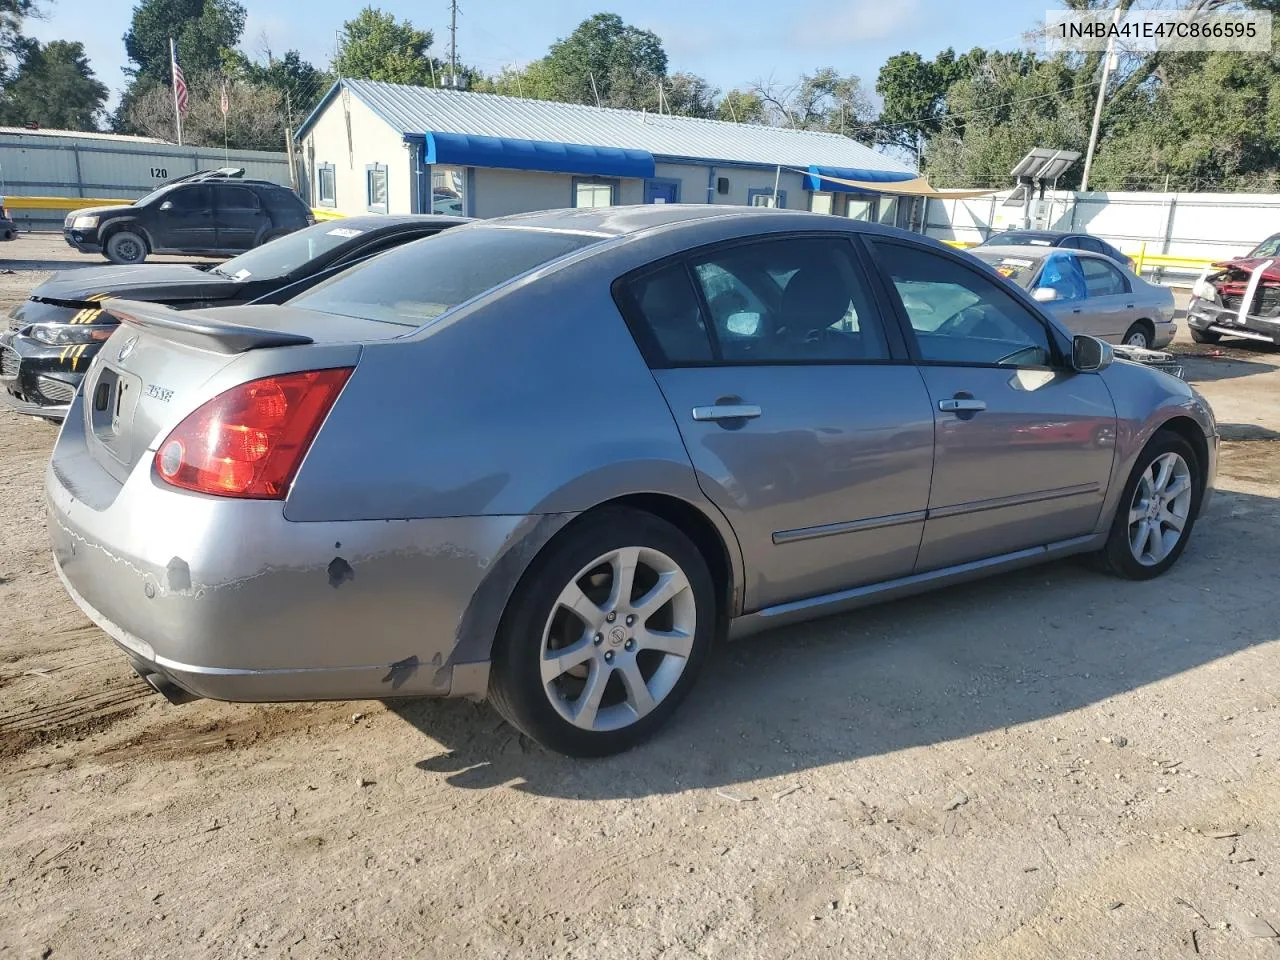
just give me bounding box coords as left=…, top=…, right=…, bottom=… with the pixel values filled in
left=1186, top=234, right=1280, bottom=346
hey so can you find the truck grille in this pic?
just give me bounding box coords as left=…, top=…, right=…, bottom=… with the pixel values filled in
left=1221, top=287, right=1280, bottom=317
left=0, top=346, right=19, bottom=378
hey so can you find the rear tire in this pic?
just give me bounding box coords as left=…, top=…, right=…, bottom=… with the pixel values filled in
left=1094, top=431, right=1202, bottom=581
left=1190, top=327, right=1221, bottom=345
left=1122, top=321, right=1154, bottom=349
left=489, top=507, right=715, bottom=757
left=105, top=230, right=147, bottom=265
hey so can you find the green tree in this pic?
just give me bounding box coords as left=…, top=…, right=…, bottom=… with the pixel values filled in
left=332, top=7, right=435, bottom=85
left=1, top=0, right=38, bottom=83
left=534, top=13, right=668, bottom=109
left=0, top=38, right=107, bottom=129
left=224, top=48, right=330, bottom=117
left=876, top=49, right=975, bottom=164
left=753, top=68, right=875, bottom=136
left=717, top=88, right=765, bottom=123
left=123, top=0, right=246, bottom=83
left=662, top=72, right=718, bottom=118
left=124, top=68, right=285, bottom=150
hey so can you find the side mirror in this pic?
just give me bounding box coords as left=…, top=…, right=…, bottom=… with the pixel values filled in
left=1072, top=334, right=1113, bottom=372
left=159, top=200, right=174, bottom=211
left=1032, top=287, right=1058, bottom=302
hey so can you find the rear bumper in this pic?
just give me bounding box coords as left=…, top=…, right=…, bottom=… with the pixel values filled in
left=45, top=395, right=564, bottom=703
left=1187, top=299, right=1280, bottom=344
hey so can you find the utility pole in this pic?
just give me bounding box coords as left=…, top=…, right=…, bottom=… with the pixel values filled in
left=1081, top=3, right=1123, bottom=193
left=448, top=0, right=459, bottom=87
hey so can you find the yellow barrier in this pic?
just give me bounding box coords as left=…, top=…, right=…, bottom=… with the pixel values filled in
left=4, top=196, right=132, bottom=210
left=311, top=208, right=345, bottom=220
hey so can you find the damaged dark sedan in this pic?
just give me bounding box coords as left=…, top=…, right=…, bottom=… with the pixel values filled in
left=1187, top=233, right=1280, bottom=347
left=2, top=215, right=467, bottom=419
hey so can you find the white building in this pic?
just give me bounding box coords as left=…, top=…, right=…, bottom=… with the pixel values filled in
left=294, top=80, right=921, bottom=224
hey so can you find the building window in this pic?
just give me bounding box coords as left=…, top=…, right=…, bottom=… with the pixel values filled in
left=747, top=188, right=786, bottom=208
left=431, top=166, right=466, bottom=216
left=366, top=163, right=388, bottom=213
left=573, top=178, right=617, bottom=208
left=317, top=163, right=336, bottom=207
left=810, top=192, right=834, bottom=215
left=845, top=198, right=873, bottom=221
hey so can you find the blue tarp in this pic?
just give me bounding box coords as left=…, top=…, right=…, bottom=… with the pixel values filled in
left=805, top=166, right=919, bottom=193
left=421, top=132, right=656, bottom=179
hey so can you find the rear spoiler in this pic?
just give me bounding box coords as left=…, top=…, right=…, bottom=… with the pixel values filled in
left=102, top=298, right=314, bottom=354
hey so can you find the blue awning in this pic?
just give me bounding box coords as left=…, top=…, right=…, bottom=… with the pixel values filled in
left=421, top=131, right=655, bottom=179
left=805, top=165, right=918, bottom=194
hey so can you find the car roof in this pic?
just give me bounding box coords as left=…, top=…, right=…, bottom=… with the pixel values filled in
left=311, top=214, right=472, bottom=232
left=477, top=204, right=938, bottom=243
left=974, top=244, right=1121, bottom=263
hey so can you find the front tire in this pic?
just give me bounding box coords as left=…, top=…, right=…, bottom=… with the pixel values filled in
left=104, top=230, right=147, bottom=264
left=489, top=507, right=716, bottom=757
left=1095, top=431, right=1201, bottom=580
left=1190, top=327, right=1221, bottom=345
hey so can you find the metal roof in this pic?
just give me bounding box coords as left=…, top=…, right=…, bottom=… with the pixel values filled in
left=303, top=80, right=914, bottom=174
left=0, top=126, right=170, bottom=144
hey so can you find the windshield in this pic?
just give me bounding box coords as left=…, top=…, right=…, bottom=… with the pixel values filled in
left=1249, top=234, right=1280, bottom=257
left=290, top=226, right=602, bottom=326
left=133, top=184, right=175, bottom=206
left=972, top=252, right=1042, bottom=286
left=214, top=222, right=371, bottom=281
left=984, top=232, right=1054, bottom=247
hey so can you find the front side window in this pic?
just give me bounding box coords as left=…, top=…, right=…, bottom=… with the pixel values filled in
left=366, top=164, right=388, bottom=212
left=687, top=237, right=889, bottom=363
left=1080, top=256, right=1129, bottom=297
left=574, top=179, right=616, bottom=208
left=873, top=240, right=1054, bottom=367
left=317, top=164, right=336, bottom=206
left=164, top=185, right=211, bottom=212
left=290, top=226, right=600, bottom=327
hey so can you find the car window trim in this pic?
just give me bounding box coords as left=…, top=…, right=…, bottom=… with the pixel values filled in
left=861, top=235, right=1070, bottom=371
left=611, top=230, right=912, bottom=370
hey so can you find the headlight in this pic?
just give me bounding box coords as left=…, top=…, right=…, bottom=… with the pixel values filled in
left=71, top=215, right=99, bottom=229
left=28, top=323, right=113, bottom=345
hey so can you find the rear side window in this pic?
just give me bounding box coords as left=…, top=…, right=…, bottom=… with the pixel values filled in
left=1037, top=253, right=1086, bottom=301
left=290, top=227, right=600, bottom=326
left=1080, top=256, right=1129, bottom=296
left=626, top=265, right=713, bottom=364
left=218, top=186, right=260, bottom=211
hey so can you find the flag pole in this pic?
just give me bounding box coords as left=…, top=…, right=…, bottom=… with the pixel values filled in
left=222, top=81, right=229, bottom=164
left=169, top=37, right=183, bottom=146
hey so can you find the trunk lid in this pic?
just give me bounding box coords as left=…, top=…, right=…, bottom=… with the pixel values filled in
left=83, top=299, right=401, bottom=483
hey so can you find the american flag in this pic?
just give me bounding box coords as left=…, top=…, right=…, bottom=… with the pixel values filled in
left=219, top=81, right=229, bottom=117
left=172, top=52, right=189, bottom=115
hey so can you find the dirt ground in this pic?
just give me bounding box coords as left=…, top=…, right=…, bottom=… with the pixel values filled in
left=2, top=234, right=1278, bottom=959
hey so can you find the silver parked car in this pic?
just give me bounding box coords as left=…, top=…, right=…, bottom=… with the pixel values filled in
left=970, top=245, right=1176, bottom=349
left=48, top=207, right=1218, bottom=757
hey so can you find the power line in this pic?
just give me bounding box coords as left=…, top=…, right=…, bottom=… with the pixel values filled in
left=878, top=76, right=1102, bottom=131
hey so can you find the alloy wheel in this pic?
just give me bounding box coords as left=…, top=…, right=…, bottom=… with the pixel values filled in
left=539, top=546, right=696, bottom=732
left=1127, top=451, right=1193, bottom=566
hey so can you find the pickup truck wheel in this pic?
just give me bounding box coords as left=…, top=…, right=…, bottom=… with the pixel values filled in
left=105, top=230, right=147, bottom=264
left=1190, top=327, right=1221, bottom=345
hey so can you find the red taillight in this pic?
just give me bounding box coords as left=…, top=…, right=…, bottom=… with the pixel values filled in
left=154, top=367, right=352, bottom=499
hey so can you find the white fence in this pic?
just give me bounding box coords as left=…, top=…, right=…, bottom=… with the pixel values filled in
left=924, top=189, right=1280, bottom=280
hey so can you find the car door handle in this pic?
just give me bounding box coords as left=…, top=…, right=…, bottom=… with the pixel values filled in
left=692, top=403, right=762, bottom=421
left=938, top=398, right=987, bottom=413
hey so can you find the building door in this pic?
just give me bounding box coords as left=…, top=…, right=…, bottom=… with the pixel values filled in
left=644, top=180, right=679, bottom=204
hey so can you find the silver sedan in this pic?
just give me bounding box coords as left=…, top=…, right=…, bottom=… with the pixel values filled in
left=47, top=207, right=1218, bottom=756
left=971, top=245, right=1177, bottom=349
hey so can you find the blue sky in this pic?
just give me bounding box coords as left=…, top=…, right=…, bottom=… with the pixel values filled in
left=28, top=0, right=1043, bottom=110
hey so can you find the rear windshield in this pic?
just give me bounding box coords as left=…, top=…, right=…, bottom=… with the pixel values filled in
left=290, top=227, right=600, bottom=326
left=971, top=251, right=1042, bottom=285
left=984, top=232, right=1055, bottom=247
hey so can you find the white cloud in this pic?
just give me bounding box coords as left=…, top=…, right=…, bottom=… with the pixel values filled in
left=789, top=0, right=922, bottom=50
